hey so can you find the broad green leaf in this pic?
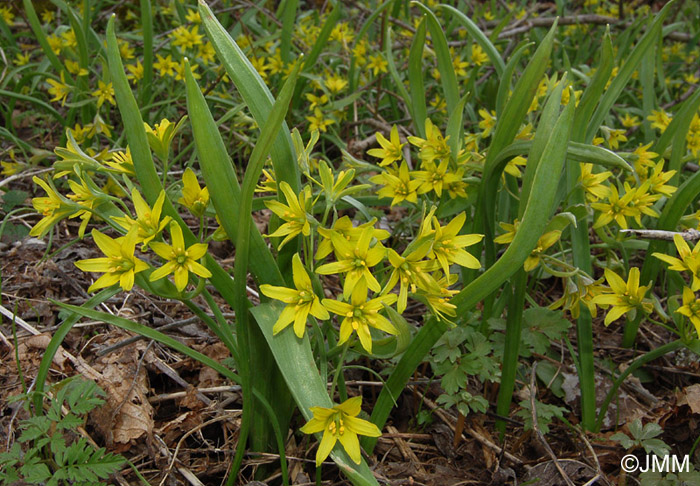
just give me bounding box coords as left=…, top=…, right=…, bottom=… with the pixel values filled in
left=199, top=0, right=299, bottom=192
left=251, top=303, right=379, bottom=486
left=184, top=61, right=284, bottom=286
left=413, top=2, right=459, bottom=110
left=495, top=41, right=532, bottom=118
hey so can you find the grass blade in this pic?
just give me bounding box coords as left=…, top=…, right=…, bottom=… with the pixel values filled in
left=438, top=4, right=505, bottom=77
left=413, top=2, right=459, bottom=110
left=199, top=0, right=299, bottom=192
left=408, top=17, right=428, bottom=138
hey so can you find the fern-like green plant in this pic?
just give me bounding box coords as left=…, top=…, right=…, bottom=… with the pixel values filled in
left=0, top=377, right=125, bottom=486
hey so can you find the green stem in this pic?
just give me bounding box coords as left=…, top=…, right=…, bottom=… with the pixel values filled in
left=496, top=269, right=526, bottom=436
left=595, top=339, right=684, bottom=432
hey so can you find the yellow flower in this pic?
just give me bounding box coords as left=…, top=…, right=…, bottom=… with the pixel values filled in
left=370, top=162, right=421, bottom=206
left=322, top=282, right=397, bottom=353
left=471, top=44, right=488, bottom=66
left=605, top=128, right=627, bottom=149
left=91, top=80, right=115, bottom=108
left=426, top=212, right=483, bottom=276
left=653, top=234, right=700, bottom=291
left=316, top=226, right=387, bottom=299
left=178, top=167, right=210, bottom=217
left=423, top=272, right=459, bottom=321
left=478, top=109, right=497, bottom=138
left=306, top=108, right=334, bottom=133
left=66, top=175, right=104, bottom=238
left=170, top=25, right=204, bottom=50
left=145, top=117, right=186, bottom=162
left=300, top=396, right=381, bottom=466
left=154, top=54, right=178, bottom=77
left=647, top=109, right=671, bottom=132
left=47, top=34, right=62, bottom=54
left=29, top=177, right=76, bottom=238
left=645, top=161, right=677, bottom=197
left=105, top=147, right=135, bottom=176
left=40, top=8, right=54, bottom=23
left=14, top=52, right=30, bottom=66
left=524, top=230, right=561, bottom=272
left=305, top=92, right=328, bottom=110
left=620, top=113, right=640, bottom=128
left=265, top=182, right=312, bottom=249
left=324, top=73, right=348, bottom=94
left=366, top=53, right=388, bottom=76
left=149, top=221, right=212, bottom=292
left=591, top=185, right=635, bottom=229
left=550, top=274, right=605, bottom=320
left=316, top=160, right=369, bottom=206
left=452, top=53, right=469, bottom=77
left=407, top=119, right=450, bottom=164
left=579, top=163, right=611, bottom=202
left=367, top=125, right=404, bottom=167
left=385, top=246, right=440, bottom=313
left=197, top=42, right=216, bottom=65
left=61, top=29, right=77, bottom=49
left=413, top=158, right=462, bottom=198
left=46, top=72, right=72, bottom=106
left=315, top=217, right=389, bottom=261
left=186, top=9, right=201, bottom=23
left=259, top=254, right=329, bottom=337
left=75, top=228, right=149, bottom=293
left=676, top=287, right=700, bottom=337
left=126, top=61, right=144, bottom=82
left=0, top=6, right=15, bottom=24
left=113, top=189, right=172, bottom=250
left=592, top=267, right=652, bottom=325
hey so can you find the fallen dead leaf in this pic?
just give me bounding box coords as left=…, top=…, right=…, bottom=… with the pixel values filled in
left=89, top=340, right=154, bottom=447
left=679, top=384, right=700, bottom=415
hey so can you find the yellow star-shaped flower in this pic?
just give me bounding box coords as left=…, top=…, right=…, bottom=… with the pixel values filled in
left=300, top=396, right=381, bottom=466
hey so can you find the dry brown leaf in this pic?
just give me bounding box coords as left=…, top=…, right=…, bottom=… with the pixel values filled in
left=89, top=342, right=154, bottom=446
left=679, top=384, right=700, bottom=415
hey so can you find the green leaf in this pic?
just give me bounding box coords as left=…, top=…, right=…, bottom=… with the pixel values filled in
left=413, top=2, right=459, bottom=109
left=585, top=1, right=676, bottom=142
left=437, top=4, right=505, bottom=77
left=199, top=0, right=299, bottom=192
left=251, top=303, right=379, bottom=486
left=408, top=17, right=428, bottom=138
left=184, top=60, right=284, bottom=286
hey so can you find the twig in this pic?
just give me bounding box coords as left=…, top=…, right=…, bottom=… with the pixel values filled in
left=95, top=313, right=235, bottom=357
left=497, top=15, right=692, bottom=42
left=529, top=362, right=576, bottom=486
left=576, top=426, right=612, bottom=486
left=0, top=168, right=54, bottom=189
left=148, top=385, right=242, bottom=404
left=408, top=385, right=525, bottom=467
left=158, top=412, right=241, bottom=486
left=619, top=228, right=700, bottom=242
left=0, top=304, right=40, bottom=336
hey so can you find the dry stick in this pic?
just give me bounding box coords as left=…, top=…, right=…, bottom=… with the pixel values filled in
left=158, top=411, right=242, bottom=486
left=408, top=385, right=525, bottom=467
left=148, top=385, right=242, bottom=404
left=497, top=15, right=692, bottom=42
left=386, top=425, right=428, bottom=476
left=577, top=427, right=612, bottom=486
left=529, top=362, right=576, bottom=486
left=619, top=228, right=700, bottom=242
left=95, top=312, right=236, bottom=357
